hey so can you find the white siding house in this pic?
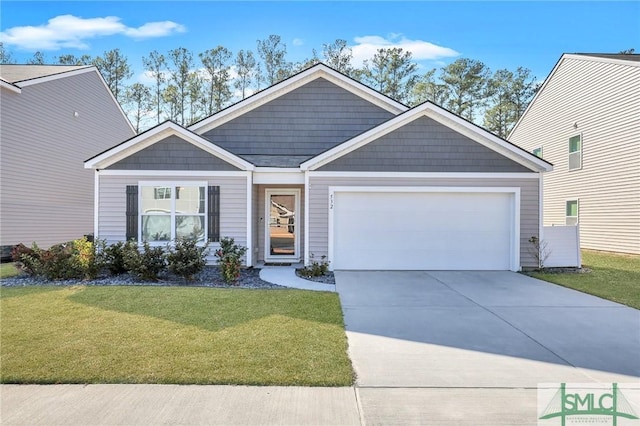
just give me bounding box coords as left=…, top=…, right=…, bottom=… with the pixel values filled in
left=509, top=54, right=640, bottom=255
left=0, top=65, right=135, bottom=253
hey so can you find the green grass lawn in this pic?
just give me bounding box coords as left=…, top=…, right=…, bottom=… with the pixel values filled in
left=0, top=262, right=20, bottom=279
left=0, top=286, right=354, bottom=386
left=530, top=250, right=640, bottom=309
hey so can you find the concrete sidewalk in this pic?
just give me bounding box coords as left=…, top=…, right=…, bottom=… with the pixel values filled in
left=0, top=385, right=361, bottom=425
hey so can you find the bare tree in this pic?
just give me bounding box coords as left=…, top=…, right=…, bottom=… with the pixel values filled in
left=125, top=83, right=152, bottom=133
left=0, top=42, right=15, bottom=64
left=322, top=39, right=353, bottom=75
left=27, top=51, right=47, bottom=64
left=142, top=51, right=167, bottom=124
left=256, top=34, right=290, bottom=86
left=94, top=49, right=133, bottom=105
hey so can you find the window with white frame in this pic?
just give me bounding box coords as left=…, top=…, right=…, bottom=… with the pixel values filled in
left=140, top=183, right=206, bottom=243
left=566, top=200, right=579, bottom=226
left=568, top=135, right=581, bottom=170
left=532, top=147, right=543, bottom=158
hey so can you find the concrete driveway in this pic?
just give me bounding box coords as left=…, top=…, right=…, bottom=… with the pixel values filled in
left=336, top=270, right=640, bottom=425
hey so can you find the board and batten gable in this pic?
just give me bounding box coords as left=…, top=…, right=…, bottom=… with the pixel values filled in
left=201, top=77, right=395, bottom=157
left=106, top=135, right=241, bottom=171
left=318, top=116, right=532, bottom=172
left=97, top=174, right=248, bottom=264
left=0, top=69, right=135, bottom=249
left=509, top=54, right=640, bottom=254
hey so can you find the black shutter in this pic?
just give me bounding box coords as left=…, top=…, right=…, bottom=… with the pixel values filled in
left=126, top=185, right=138, bottom=241
left=208, top=186, right=220, bottom=242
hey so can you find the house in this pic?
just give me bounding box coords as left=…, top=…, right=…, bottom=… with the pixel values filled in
left=84, top=64, right=551, bottom=271
left=0, top=65, right=136, bottom=256
left=509, top=53, right=640, bottom=255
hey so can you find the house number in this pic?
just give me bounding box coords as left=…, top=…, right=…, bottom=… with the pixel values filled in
left=329, top=194, right=334, bottom=210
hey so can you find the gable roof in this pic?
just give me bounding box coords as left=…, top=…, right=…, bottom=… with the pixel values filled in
left=84, top=121, right=254, bottom=171
left=188, top=63, right=408, bottom=134
left=508, top=53, right=640, bottom=139
left=0, top=64, right=93, bottom=85
left=302, top=101, right=553, bottom=173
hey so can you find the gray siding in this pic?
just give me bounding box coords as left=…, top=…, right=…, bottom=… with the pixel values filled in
left=0, top=70, right=134, bottom=248
left=307, top=175, right=540, bottom=268
left=255, top=184, right=305, bottom=263
left=202, top=78, right=395, bottom=156
left=107, top=135, right=241, bottom=171
left=320, top=116, right=532, bottom=172
left=97, top=174, right=248, bottom=265
left=510, top=56, right=640, bottom=254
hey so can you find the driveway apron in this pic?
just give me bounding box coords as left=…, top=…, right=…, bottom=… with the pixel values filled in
left=336, top=270, right=640, bottom=425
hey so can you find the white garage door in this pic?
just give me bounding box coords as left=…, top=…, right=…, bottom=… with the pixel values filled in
left=331, top=189, right=516, bottom=270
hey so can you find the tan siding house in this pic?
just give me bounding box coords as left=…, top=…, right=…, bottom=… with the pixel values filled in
left=0, top=65, right=135, bottom=253
left=509, top=54, right=640, bottom=255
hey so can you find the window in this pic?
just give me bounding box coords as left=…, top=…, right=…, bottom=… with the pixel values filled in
left=566, top=200, right=579, bottom=226
left=140, top=183, right=206, bottom=243
left=568, top=135, right=582, bottom=170
left=532, top=147, right=543, bottom=158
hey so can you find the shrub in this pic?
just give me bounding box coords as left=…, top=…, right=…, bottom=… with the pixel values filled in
left=11, top=238, right=103, bottom=280
left=123, top=241, right=166, bottom=281
left=103, top=241, right=128, bottom=275
left=298, top=253, right=330, bottom=277
left=167, top=238, right=209, bottom=283
left=214, top=237, right=247, bottom=284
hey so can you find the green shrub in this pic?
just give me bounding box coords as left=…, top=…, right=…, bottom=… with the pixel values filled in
left=123, top=241, right=166, bottom=281
left=167, top=238, right=209, bottom=283
left=103, top=241, right=128, bottom=275
left=214, top=237, right=247, bottom=284
left=298, top=254, right=330, bottom=277
left=11, top=237, right=103, bottom=280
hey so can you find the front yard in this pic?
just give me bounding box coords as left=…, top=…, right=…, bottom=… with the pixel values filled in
left=530, top=250, right=640, bottom=309
left=0, top=286, right=354, bottom=386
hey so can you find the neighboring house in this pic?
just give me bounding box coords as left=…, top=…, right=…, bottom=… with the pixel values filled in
left=509, top=53, right=640, bottom=255
left=85, top=64, right=551, bottom=271
left=0, top=65, right=135, bottom=255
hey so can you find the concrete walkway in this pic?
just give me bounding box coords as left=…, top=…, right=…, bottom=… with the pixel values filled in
left=259, top=265, right=336, bottom=292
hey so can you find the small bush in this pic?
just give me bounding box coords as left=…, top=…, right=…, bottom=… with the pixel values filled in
left=11, top=237, right=103, bottom=280
left=214, top=237, right=247, bottom=284
left=123, top=241, right=166, bottom=281
left=298, top=254, right=330, bottom=277
left=167, top=238, right=209, bottom=283
left=103, top=241, right=128, bottom=275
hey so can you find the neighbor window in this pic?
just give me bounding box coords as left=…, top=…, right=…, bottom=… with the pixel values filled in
left=532, top=147, right=543, bottom=158
left=568, top=135, right=582, bottom=170
left=566, top=200, right=579, bottom=226
left=140, top=183, right=206, bottom=243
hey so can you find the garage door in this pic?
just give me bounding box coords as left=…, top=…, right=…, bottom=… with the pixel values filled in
left=331, top=189, right=516, bottom=270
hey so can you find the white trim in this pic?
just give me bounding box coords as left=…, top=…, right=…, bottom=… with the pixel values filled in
left=301, top=103, right=552, bottom=173
left=304, top=170, right=310, bottom=266
left=0, top=79, right=21, bottom=93
left=12, top=66, right=94, bottom=87
left=138, top=181, right=208, bottom=245
left=245, top=174, right=253, bottom=267
left=84, top=122, right=254, bottom=171
left=253, top=171, right=305, bottom=184
left=94, top=170, right=100, bottom=240
left=188, top=64, right=407, bottom=134
left=327, top=186, right=521, bottom=272
left=539, top=173, right=544, bottom=249
left=97, top=169, right=251, bottom=177
left=264, top=188, right=301, bottom=263
left=309, top=171, right=541, bottom=179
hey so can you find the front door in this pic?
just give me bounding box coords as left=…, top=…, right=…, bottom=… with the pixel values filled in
left=265, top=189, right=300, bottom=262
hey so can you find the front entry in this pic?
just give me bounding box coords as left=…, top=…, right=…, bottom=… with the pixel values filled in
left=265, top=189, right=300, bottom=262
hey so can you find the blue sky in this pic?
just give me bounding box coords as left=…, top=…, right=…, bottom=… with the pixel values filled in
left=1, top=1, right=639, bottom=83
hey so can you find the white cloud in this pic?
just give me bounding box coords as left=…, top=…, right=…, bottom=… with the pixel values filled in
left=0, top=14, right=186, bottom=51
left=292, top=38, right=304, bottom=47
left=351, top=34, right=458, bottom=67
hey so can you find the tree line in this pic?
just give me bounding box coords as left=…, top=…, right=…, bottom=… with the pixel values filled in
left=1, top=37, right=539, bottom=137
